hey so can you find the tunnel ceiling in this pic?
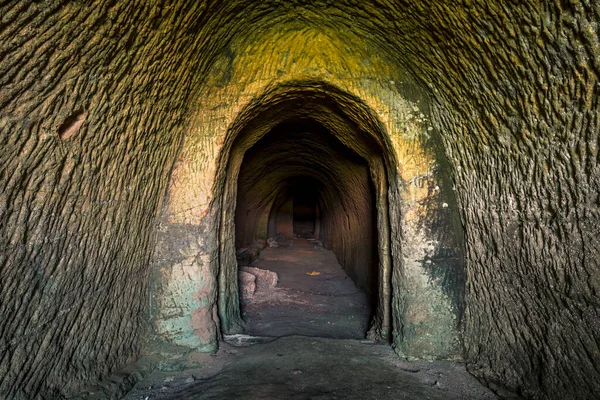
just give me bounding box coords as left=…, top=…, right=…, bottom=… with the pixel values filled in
left=1, top=1, right=599, bottom=399
left=236, top=119, right=371, bottom=220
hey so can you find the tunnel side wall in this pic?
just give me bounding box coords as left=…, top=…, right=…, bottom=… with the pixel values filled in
left=391, top=2, right=600, bottom=397
left=0, top=2, right=230, bottom=398
left=319, top=160, right=379, bottom=301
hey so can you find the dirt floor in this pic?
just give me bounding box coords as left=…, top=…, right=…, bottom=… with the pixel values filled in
left=122, top=239, right=497, bottom=400
left=240, top=238, right=372, bottom=338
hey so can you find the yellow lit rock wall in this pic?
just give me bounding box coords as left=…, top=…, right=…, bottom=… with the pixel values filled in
left=153, top=25, right=464, bottom=359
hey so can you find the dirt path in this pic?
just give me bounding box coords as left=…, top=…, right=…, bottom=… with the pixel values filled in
left=240, top=239, right=372, bottom=338
left=124, top=337, right=497, bottom=400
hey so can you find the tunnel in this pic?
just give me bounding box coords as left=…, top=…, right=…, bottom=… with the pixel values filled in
left=289, top=179, right=320, bottom=240
left=1, top=1, right=599, bottom=399
left=215, top=83, right=394, bottom=339
left=234, top=118, right=381, bottom=324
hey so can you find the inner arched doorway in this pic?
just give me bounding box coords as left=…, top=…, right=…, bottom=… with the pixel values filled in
left=214, top=81, right=398, bottom=341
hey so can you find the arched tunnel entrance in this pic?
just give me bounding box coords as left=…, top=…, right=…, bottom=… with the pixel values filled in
left=216, top=82, right=395, bottom=341
left=234, top=120, right=380, bottom=337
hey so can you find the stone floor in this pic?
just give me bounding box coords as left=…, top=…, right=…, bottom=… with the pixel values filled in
left=122, top=240, right=497, bottom=400
left=124, top=336, right=497, bottom=400
left=240, top=238, right=372, bottom=338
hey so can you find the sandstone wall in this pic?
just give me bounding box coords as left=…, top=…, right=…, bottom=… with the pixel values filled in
left=2, top=2, right=597, bottom=399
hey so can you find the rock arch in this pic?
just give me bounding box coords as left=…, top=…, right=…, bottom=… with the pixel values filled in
left=213, top=81, right=397, bottom=339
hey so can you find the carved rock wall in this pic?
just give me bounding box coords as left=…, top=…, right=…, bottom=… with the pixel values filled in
left=2, top=1, right=597, bottom=399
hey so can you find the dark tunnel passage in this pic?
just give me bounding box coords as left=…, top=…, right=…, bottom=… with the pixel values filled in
left=290, top=180, right=319, bottom=239
left=216, top=83, right=395, bottom=341
left=234, top=120, right=380, bottom=306
left=264, top=176, right=322, bottom=243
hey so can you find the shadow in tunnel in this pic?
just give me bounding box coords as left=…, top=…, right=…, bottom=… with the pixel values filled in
left=291, top=178, right=318, bottom=239
left=233, top=119, right=380, bottom=338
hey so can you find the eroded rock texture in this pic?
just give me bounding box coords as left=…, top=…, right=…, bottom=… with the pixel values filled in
left=1, top=1, right=598, bottom=399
